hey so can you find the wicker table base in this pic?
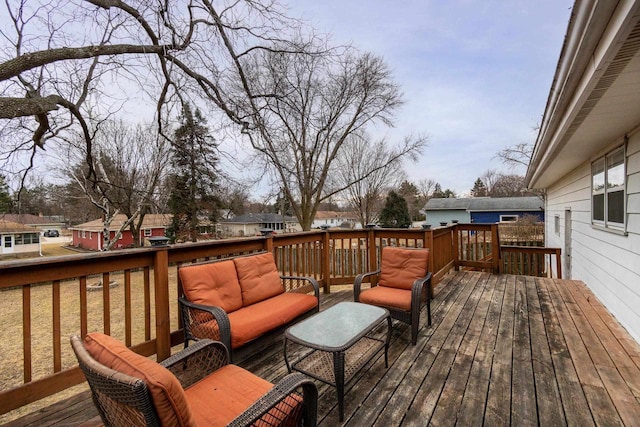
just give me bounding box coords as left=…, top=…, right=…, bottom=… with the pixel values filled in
left=284, top=302, right=391, bottom=421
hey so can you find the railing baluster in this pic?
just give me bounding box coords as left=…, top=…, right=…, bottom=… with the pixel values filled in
left=124, top=270, right=132, bottom=346
left=144, top=266, right=151, bottom=341
left=22, top=285, right=31, bottom=383
left=102, top=272, right=110, bottom=335
left=80, top=277, right=87, bottom=337
left=52, top=280, right=61, bottom=372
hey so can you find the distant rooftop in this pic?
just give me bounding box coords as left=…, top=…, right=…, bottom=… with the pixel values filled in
left=424, top=196, right=544, bottom=212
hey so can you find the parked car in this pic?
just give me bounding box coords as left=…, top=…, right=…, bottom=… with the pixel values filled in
left=44, top=230, right=60, bottom=237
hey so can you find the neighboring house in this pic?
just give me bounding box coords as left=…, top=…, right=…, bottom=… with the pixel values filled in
left=0, top=219, right=41, bottom=256
left=525, top=1, right=640, bottom=342
left=219, top=213, right=302, bottom=237
left=422, top=197, right=544, bottom=226
left=311, top=211, right=359, bottom=229
left=70, top=214, right=170, bottom=251
left=1, top=213, right=65, bottom=235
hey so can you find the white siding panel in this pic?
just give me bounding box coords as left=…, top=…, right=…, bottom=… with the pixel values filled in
left=545, top=132, right=640, bottom=342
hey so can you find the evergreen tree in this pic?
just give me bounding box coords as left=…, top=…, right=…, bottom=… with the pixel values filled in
left=379, top=191, right=411, bottom=228
left=0, top=175, right=12, bottom=212
left=471, top=178, right=488, bottom=197
left=167, top=105, right=221, bottom=242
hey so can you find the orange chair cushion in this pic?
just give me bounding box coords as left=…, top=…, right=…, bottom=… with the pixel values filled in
left=83, top=333, right=195, bottom=427
left=228, top=293, right=318, bottom=348
left=359, top=285, right=412, bottom=311
left=179, top=260, right=243, bottom=313
left=379, top=247, right=429, bottom=290
left=185, top=364, right=302, bottom=426
left=234, top=252, right=284, bottom=306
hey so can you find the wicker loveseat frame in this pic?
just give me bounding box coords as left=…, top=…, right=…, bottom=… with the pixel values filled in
left=179, top=252, right=320, bottom=362
left=71, top=335, right=318, bottom=426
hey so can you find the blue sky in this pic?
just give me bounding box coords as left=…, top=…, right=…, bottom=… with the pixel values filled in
left=288, top=0, right=573, bottom=195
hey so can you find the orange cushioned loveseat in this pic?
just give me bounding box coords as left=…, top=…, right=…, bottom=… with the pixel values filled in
left=179, top=252, right=320, bottom=361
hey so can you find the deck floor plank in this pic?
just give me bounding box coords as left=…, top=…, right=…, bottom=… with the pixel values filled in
left=5, top=271, right=640, bottom=427
left=403, top=272, right=490, bottom=424
left=456, top=274, right=505, bottom=426
left=484, top=274, right=516, bottom=426
left=547, top=279, right=622, bottom=426
left=525, top=276, right=566, bottom=426
left=428, top=273, right=495, bottom=426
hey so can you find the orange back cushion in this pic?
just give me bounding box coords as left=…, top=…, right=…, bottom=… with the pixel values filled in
left=83, top=333, right=195, bottom=427
left=379, top=247, right=429, bottom=290
left=179, top=260, right=243, bottom=313
left=234, top=252, right=284, bottom=306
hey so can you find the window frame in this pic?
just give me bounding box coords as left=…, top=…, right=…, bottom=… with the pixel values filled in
left=143, top=229, right=152, bottom=237
left=591, top=143, right=627, bottom=232
left=499, top=215, right=519, bottom=222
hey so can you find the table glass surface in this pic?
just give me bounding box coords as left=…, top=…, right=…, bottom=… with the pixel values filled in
left=286, top=302, right=388, bottom=349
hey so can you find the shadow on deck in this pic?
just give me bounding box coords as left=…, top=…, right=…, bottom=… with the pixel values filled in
left=6, top=271, right=640, bottom=426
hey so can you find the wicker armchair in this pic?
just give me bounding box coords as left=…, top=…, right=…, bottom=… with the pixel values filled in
left=354, top=246, right=432, bottom=345
left=71, top=334, right=317, bottom=426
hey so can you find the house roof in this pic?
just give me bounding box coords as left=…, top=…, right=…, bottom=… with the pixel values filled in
left=221, top=213, right=298, bottom=224
left=424, top=197, right=544, bottom=212
left=526, top=1, right=640, bottom=189
left=70, top=214, right=171, bottom=232
left=314, top=211, right=357, bottom=220
left=0, top=219, right=41, bottom=233
left=0, top=213, right=64, bottom=226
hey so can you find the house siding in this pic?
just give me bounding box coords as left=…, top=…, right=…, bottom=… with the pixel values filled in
left=471, top=210, right=544, bottom=224
left=545, top=132, right=640, bottom=342
left=425, top=210, right=470, bottom=226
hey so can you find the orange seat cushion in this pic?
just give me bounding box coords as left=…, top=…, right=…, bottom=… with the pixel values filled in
left=234, top=252, right=285, bottom=306
left=228, top=293, right=318, bottom=348
left=185, top=364, right=302, bottom=426
left=179, top=260, right=243, bottom=313
left=359, top=285, right=412, bottom=311
left=379, top=247, right=429, bottom=290
left=83, top=333, right=195, bottom=427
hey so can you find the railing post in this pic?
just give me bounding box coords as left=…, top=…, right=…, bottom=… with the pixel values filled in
left=154, top=248, right=171, bottom=361
left=322, top=231, right=331, bottom=294
left=452, top=225, right=459, bottom=271
left=491, top=224, right=500, bottom=274
left=368, top=228, right=378, bottom=285
left=265, top=234, right=274, bottom=252
left=555, top=248, right=562, bottom=279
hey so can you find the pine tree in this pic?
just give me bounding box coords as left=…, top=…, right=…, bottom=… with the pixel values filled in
left=167, top=105, right=221, bottom=242
left=471, top=178, right=488, bottom=197
left=0, top=175, right=12, bottom=213
left=379, top=191, right=411, bottom=228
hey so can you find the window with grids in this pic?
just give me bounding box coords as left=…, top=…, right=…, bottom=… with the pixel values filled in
left=592, top=145, right=625, bottom=228
left=144, top=229, right=152, bottom=237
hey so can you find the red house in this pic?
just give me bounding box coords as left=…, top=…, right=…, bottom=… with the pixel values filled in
left=70, top=214, right=170, bottom=251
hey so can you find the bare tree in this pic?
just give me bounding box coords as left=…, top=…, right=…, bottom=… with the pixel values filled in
left=332, top=134, right=409, bottom=228
left=242, top=46, right=426, bottom=229
left=495, top=142, right=533, bottom=170
left=65, top=120, right=169, bottom=249
left=0, top=0, right=311, bottom=188
left=480, top=169, right=500, bottom=195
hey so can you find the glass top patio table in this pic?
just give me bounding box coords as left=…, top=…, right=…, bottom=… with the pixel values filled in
left=285, top=301, right=389, bottom=350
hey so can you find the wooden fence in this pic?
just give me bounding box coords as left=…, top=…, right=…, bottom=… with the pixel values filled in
left=0, top=223, right=560, bottom=416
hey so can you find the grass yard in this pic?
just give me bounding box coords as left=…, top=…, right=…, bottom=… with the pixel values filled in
left=0, top=243, right=181, bottom=423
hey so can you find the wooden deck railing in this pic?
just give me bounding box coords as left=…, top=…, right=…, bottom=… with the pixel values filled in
left=500, top=245, right=562, bottom=278
left=0, top=224, right=560, bottom=417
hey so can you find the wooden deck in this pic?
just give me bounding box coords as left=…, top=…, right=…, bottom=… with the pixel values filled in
left=5, top=271, right=640, bottom=426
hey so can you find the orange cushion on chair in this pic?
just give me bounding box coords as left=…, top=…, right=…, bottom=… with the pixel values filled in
left=185, top=364, right=302, bottom=427
left=228, top=293, right=318, bottom=348
left=359, top=285, right=412, bottom=311
left=83, top=333, right=195, bottom=427
left=379, top=247, right=429, bottom=290
left=179, top=260, right=243, bottom=313
left=234, top=252, right=284, bottom=306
